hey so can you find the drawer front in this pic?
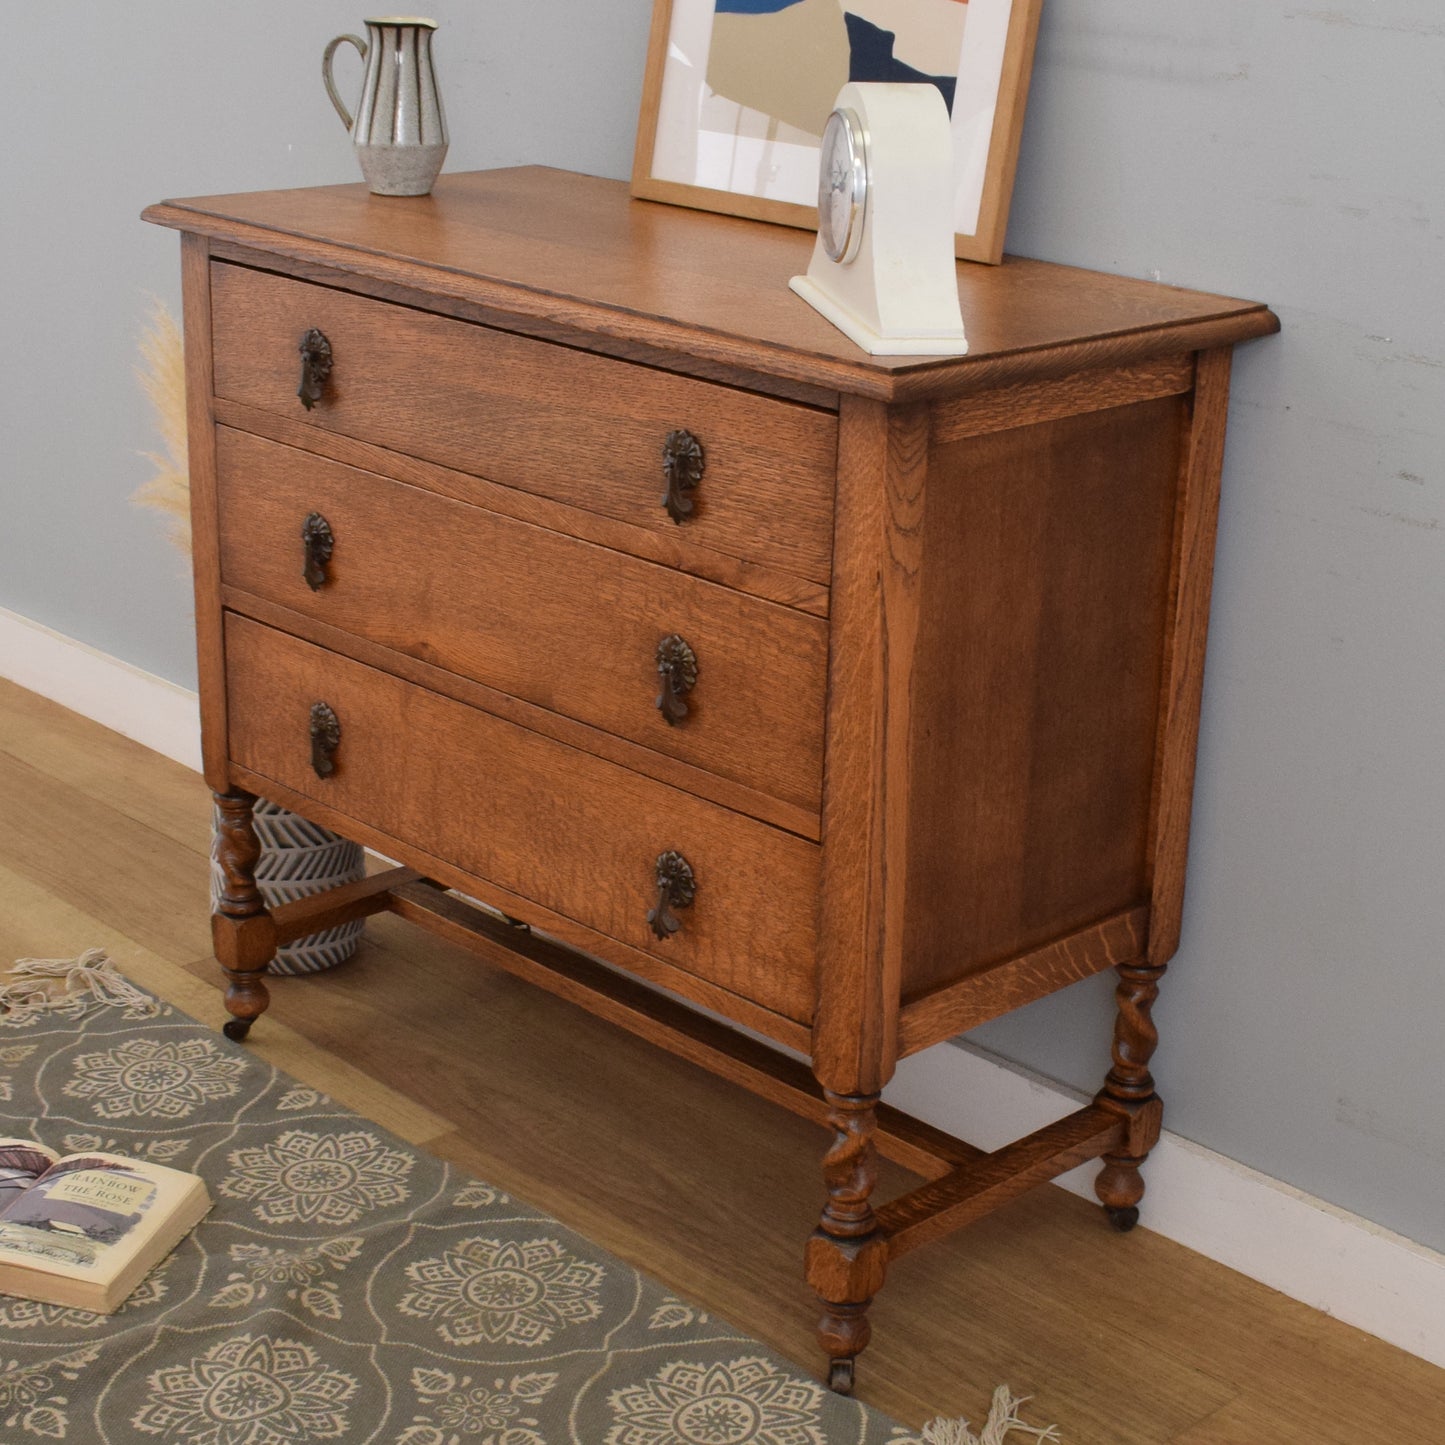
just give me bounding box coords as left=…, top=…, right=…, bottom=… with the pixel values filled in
left=224, top=615, right=820, bottom=1022
left=210, top=263, right=838, bottom=584
left=217, top=429, right=826, bottom=816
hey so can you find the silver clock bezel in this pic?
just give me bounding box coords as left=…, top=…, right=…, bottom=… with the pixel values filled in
left=819, top=107, right=867, bottom=265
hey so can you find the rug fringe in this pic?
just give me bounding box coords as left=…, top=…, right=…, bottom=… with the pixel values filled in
left=921, top=1386, right=1061, bottom=1444
left=1, top=949, right=158, bottom=1021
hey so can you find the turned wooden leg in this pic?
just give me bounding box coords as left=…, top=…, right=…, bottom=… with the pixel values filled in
left=805, top=1090, right=888, bottom=1394
left=211, top=789, right=278, bottom=1042
left=1094, top=961, right=1167, bottom=1231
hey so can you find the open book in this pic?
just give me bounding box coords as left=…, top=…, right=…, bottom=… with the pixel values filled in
left=0, top=1138, right=211, bottom=1313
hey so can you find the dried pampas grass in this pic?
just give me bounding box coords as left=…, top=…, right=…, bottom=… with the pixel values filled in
left=131, top=297, right=191, bottom=556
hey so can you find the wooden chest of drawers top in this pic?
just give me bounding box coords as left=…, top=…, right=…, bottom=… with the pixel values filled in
left=144, top=166, right=1275, bottom=403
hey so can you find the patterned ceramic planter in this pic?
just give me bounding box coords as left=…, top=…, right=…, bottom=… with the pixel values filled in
left=209, top=800, right=366, bottom=975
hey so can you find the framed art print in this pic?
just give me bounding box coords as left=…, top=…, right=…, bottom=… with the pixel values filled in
left=631, top=0, right=1044, bottom=264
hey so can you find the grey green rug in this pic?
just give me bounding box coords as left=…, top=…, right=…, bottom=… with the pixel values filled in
left=0, top=955, right=1058, bottom=1444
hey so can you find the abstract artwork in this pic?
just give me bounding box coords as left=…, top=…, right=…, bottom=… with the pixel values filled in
left=633, top=0, right=1043, bottom=263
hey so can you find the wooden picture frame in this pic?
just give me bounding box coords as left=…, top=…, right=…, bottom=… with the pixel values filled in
left=631, top=0, right=1044, bottom=265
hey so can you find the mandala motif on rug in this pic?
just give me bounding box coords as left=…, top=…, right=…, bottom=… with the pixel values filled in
left=607, top=1356, right=828, bottom=1445
left=131, top=1333, right=358, bottom=1445
left=400, top=1235, right=606, bottom=1347
left=219, top=1128, right=414, bottom=1225
left=62, top=1034, right=246, bottom=1120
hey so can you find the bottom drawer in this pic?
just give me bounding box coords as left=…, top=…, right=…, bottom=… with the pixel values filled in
left=223, top=615, right=820, bottom=1022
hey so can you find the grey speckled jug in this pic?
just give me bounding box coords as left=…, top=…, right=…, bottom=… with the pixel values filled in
left=323, top=17, right=448, bottom=196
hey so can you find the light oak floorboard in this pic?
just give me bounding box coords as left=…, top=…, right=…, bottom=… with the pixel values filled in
left=0, top=680, right=212, bottom=855
left=4, top=679, right=1443, bottom=1441
left=0, top=755, right=214, bottom=965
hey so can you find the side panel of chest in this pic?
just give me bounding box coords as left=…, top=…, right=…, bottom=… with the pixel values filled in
left=901, top=394, right=1186, bottom=1001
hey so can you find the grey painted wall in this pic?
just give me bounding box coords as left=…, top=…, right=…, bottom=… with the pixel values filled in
left=2, top=4, right=1441, bottom=1250
left=968, top=1, right=1445, bottom=1256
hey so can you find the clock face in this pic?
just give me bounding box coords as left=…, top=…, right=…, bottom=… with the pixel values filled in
left=818, top=108, right=866, bottom=265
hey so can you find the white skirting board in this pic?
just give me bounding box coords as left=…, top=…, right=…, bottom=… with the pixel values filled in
left=4, top=604, right=1442, bottom=1371
left=0, top=606, right=202, bottom=772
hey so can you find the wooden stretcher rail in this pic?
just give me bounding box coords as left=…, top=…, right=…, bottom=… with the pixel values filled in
left=877, top=1105, right=1126, bottom=1260
left=384, top=879, right=980, bottom=1180
left=269, top=866, right=422, bottom=946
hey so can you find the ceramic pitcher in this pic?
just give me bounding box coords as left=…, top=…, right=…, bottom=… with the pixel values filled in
left=323, top=17, right=448, bottom=196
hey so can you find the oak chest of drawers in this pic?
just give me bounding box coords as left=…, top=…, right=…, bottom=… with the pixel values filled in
left=145, top=167, right=1276, bottom=1389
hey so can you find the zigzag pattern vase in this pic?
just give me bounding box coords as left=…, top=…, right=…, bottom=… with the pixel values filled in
left=209, top=799, right=366, bottom=975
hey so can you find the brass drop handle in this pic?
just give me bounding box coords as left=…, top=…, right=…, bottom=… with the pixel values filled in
left=660, top=428, right=705, bottom=523
left=655, top=634, right=698, bottom=726
left=301, top=512, right=335, bottom=591
left=297, top=328, right=334, bottom=410
left=309, top=702, right=341, bottom=778
left=647, top=850, right=695, bottom=940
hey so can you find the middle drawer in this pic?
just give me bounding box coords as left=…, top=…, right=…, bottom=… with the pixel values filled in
left=216, top=428, right=827, bottom=818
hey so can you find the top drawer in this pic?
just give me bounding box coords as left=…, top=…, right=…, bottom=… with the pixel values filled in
left=209, top=263, right=838, bottom=584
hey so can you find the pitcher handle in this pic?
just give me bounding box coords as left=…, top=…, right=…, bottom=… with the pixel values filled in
left=322, top=33, right=367, bottom=132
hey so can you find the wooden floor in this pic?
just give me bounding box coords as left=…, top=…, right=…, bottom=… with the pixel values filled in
left=2, top=675, right=1441, bottom=1443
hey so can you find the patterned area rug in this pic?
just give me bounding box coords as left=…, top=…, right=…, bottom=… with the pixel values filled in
left=0, top=961, right=1057, bottom=1444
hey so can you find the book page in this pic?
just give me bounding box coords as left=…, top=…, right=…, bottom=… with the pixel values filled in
left=0, top=1152, right=203, bottom=1282
left=0, top=1140, right=61, bottom=1212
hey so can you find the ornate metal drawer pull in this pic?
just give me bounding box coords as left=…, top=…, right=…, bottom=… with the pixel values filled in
left=655, top=634, right=698, bottom=726
left=647, top=850, right=695, bottom=940
left=297, top=328, right=334, bottom=410
left=309, top=702, right=341, bottom=778
left=301, top=512, right=335, bottom=591
left=660, top=428, right=705, bottom=523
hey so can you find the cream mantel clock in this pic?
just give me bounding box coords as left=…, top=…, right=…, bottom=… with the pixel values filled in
left=790, top=83, right=968, bottom=357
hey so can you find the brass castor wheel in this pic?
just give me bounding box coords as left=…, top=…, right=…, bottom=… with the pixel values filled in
left=223, top=1018, right=253, bottom=1042
left=827, top=1358, right=855, bottom=1395
left=1106, top=1204, right=1140, bottom=1232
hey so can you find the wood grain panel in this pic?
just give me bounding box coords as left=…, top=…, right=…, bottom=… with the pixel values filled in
left=1145, top=348, right=1235, bottom=966
left=224, top=757, right=812, bottom=1053
left=144, top=169, right=1279, bottom=404
left=812, top=398, right=928, bottom=1094
left=209, top=240, right=842, bottom=409
left=222, top=587, right=821, bottom=840
left=215, top=429, right=826, bottom=816
left=210, top=262, right=839, bottom=583
left=897, top=907, right=1150, bottom=1054
left=212, top=398, right=830, bottom=616
left=180, top=234, right=228, bottom=789
left=223, top=615, right=820, bottom=1021
left=932, top=356, right=1193, bottom=445
left=901, top=396, right=1185, bottom=997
